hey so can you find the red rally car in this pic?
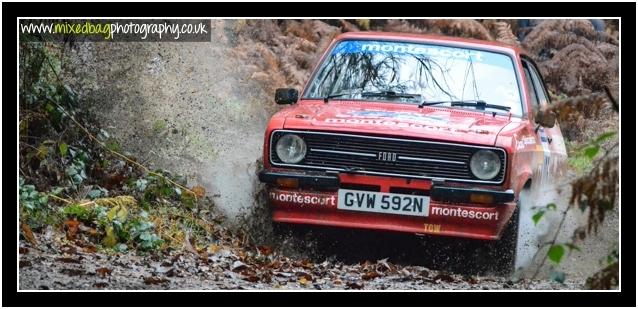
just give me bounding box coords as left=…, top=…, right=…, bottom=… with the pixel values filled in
left=258, top=32, right=567, bottom=273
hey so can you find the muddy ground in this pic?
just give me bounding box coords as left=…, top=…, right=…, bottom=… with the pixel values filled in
left=19, top=231, right=584, bottom=290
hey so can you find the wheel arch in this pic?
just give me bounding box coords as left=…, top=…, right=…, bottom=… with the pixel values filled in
left=513, top=172, right=533, bottom=202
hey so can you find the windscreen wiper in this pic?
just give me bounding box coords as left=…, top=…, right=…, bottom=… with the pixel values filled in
left=360, top=91, right=421, bottom=100
left=323, top=92, right=351, bottom=103
left=418, top=99, right=511, bottom=112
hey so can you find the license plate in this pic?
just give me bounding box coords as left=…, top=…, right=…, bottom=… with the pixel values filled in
left=337, top=189, right=430, bottom=217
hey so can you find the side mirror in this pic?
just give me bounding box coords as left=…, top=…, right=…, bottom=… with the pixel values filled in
left=535, top=110, right=556, bottom=128
left=275, top=88, right=298, bottom=105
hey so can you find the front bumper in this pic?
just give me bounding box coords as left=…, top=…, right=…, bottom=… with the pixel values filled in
left=260, top=169, right=516, bottom=240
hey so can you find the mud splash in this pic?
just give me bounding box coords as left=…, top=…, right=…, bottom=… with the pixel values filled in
left=59, top=20, right=278, bottom=224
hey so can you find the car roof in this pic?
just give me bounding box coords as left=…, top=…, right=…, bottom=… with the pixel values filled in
left=335, top=31, right=525, bottom=56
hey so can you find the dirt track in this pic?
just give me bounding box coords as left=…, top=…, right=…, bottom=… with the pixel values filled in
left=19, top=231, right=584, bottom=290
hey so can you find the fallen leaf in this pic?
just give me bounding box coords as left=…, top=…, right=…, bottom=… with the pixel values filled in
left=419, top=269, right=430, bottom=278
left=346, top=281, right=364, bottom=289
left=83, top=245, right=97, bottom=253
left=362, top=271, right=380, bottom=281
left=165, top=268, right=178, bottom=277
left=274, top=271, right=293, bottom=277
left=103, top=226, right=118, bottom=247
left=107, top=204, right=128, bottom=222
left=191, top=185, right=206, bottom=198
left=257, top=245, right=273, bottom=256
left=376, top=258, right=396, bottom=273
left=93, top=282, right=108, bottom=288
left=60, top=245, right=77, bottom=255
left=294, top=258, right=314, bottom=269
left=296, top=271, right=313, bottom=281
left=243, top=272, right=260, bottom=283
left=232, top=260, right=248, bottom=272
left=65, top=219, right=80, bottom=240
left=298, top=277, right=309, bottom=285
left=433, top=273, right=455, bottom=283
left=268, top=260, right=282, bottom=269
left=56, top=257, right=81, bottom=264
left=207, top=244, right=220, bottom=254
left=96, top=267, right=112, bottom=278
left=20, top=223, right=37, bottom=245
left=60, top=268, right=85, bottom=276
left=19, top=247, right=29, bottom=254
left=182, top=231, right=198, bottom=254
left=19, top=260, right=31, bottom=268
left=144, top=276, right=168, bottom=285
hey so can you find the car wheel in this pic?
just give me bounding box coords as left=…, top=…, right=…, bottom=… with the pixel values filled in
left=492, top=203, right=518, bottom=275
left=488, top=186, right=538, bottom=276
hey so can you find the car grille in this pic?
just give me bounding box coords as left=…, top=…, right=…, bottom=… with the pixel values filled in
left=269, top=130, right=506, bottom=184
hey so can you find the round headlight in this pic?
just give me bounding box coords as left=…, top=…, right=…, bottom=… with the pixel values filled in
left=470, top=150, right=501, bottom=180
left=275, top=134, right=306, bottom=164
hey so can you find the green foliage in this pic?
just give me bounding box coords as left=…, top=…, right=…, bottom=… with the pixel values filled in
left=64, top=147, right=90, bottom=187
left=567, top=154, right=593, bottom=173
left=136, top=171, right=194, bottom=210
left=128, top=212, right=163, bottom=250
left=19, top=177, right=48, bottom=211
left=153, top=119, right=166, bottom=133
left=548, top=245, right=565, bottom=264
left=135, top=179, right=148, bottom=192
left=105, top=139, right=121, bottom=152
left=87, top=187, right=108, bottom=199
left=181, top=191, right=197, bottom=209
left=58, top=142, right=68, bottom=157
left=567, top=131, right=617, bottom=173
left=532, top=203, right=557, bottom=226
left=61, top=197, right=164, bottom=252
left=19, top=178, right=60, bottom=229
left=583, top=146, right=599, bottom=160
left=532, top=211, right=545, bottom=225
left=62, top=204, right=94, bottom=221
left=600, top=244, right=618, bottom=266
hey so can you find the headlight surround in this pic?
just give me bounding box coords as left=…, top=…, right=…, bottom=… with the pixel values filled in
left=470, top=150, right=501, bottom=180
left=275, top=134, right=307, bottom=164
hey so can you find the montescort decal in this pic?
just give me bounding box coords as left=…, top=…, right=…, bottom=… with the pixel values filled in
left=430, top=206, right=499, bottom=221
left=332, top=40, right=485, bottom=62
left=323, top=118, right=487, bottom=134
left=346, top=110, right=448, bottom=124
left=269, top=191, right=336, bottom=207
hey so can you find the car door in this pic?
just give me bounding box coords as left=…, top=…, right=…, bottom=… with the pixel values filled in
left=522, top=58, right=567, bottom=184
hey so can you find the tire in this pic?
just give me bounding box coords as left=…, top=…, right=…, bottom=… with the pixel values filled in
left=488, top=201, right=518, bottom=275
left=487, top=186, right=538, bottom=276
left=272, top=222, right=298, bottom=238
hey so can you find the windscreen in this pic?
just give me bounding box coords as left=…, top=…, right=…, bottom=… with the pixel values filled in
left=304, top=40, right=523, bottom=116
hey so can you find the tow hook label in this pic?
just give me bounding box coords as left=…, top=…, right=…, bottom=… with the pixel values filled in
left=424, top=223, right=442, bottom=233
